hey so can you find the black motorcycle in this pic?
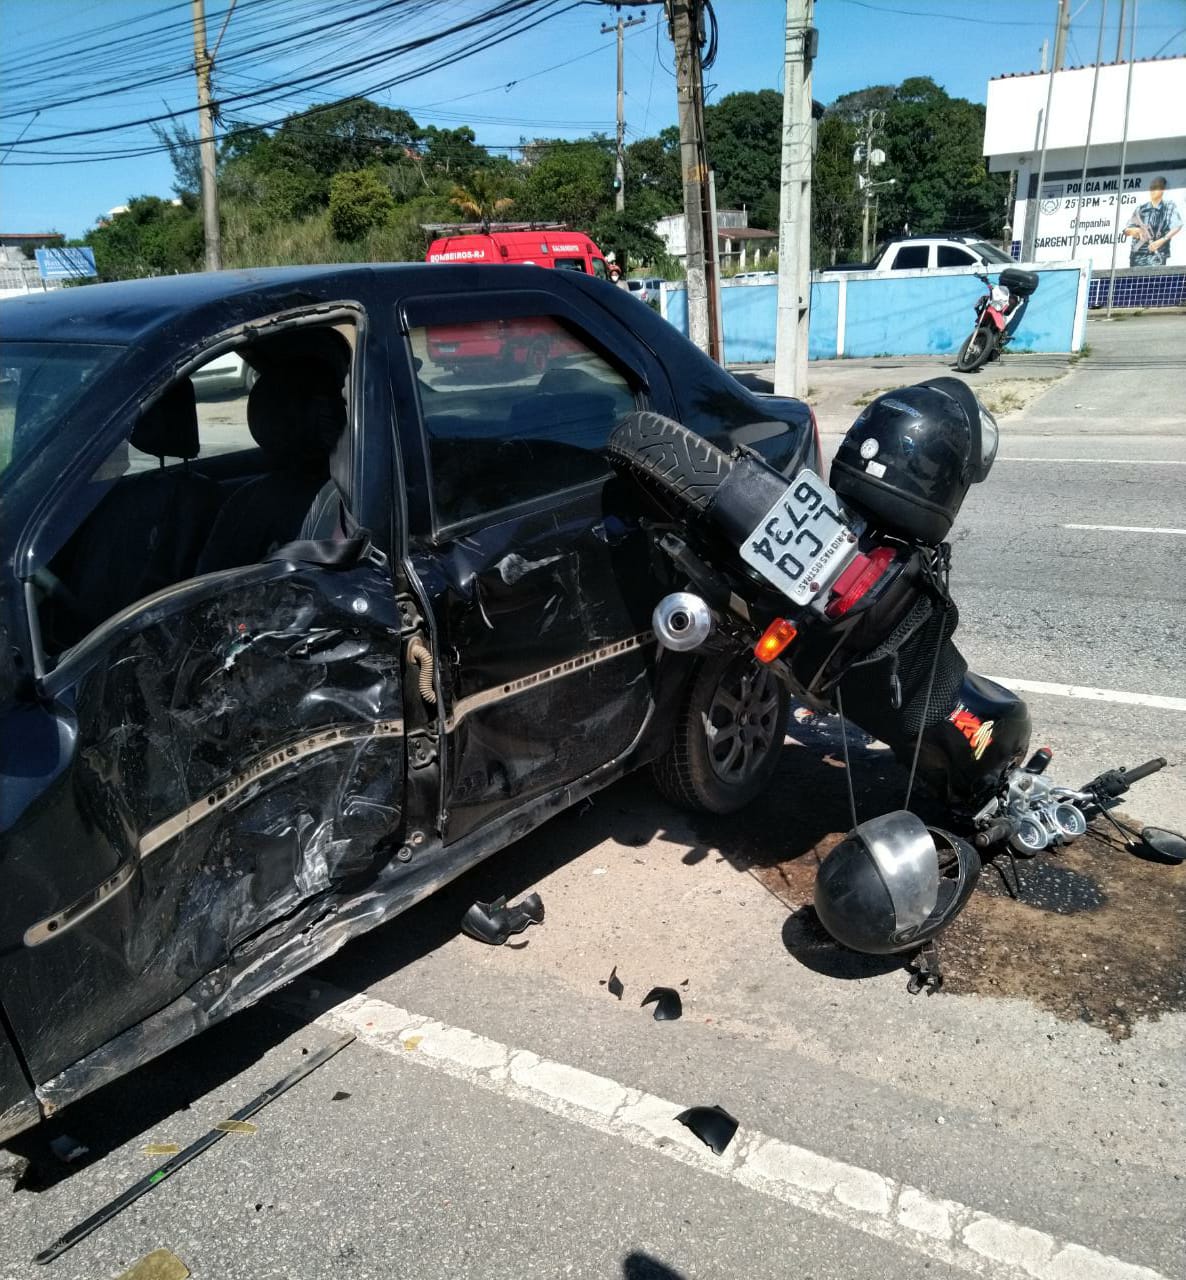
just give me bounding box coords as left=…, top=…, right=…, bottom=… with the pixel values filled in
left=606, top=382, right=1180, bottom=948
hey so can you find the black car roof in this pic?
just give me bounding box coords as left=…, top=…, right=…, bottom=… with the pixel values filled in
left=0, top=262, right=602, bottom=344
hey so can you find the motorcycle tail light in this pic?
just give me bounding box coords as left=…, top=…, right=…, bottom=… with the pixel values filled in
left=825, top=545, right=896, bottom=618
left=754, top=618, right=798, bottom=664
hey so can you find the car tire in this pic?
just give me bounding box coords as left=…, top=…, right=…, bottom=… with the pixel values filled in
left=606, top=410, right=734, bottom=519
left=651, top=647, right=788, bottom=814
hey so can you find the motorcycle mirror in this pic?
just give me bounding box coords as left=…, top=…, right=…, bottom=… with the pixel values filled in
left=1138, top=827, right=1186, bottom=863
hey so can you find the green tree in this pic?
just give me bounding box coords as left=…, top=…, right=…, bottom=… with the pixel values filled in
left=329, top=169, right=396, bottom=241
left=812, top=115, right=862, bottom=266
left=876, top=78, right=1009, bottom=239
left=270, top=99, right=420, bottom=179
left=519, top=139, right=614, bottom=226
left=704, top=90, right=783, bottom=226
left=589, top=207, right=667, bottom=270
left=448, top=169, right=515, bottom=224
left=624, top=127, right=681, bottom=211
left=84, top=196, right=203, bottom=279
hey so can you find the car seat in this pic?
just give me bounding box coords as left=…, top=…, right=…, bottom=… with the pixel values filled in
left=48, top=379, right=222, bottom=644
left=195, top=369, right=346, bottom=574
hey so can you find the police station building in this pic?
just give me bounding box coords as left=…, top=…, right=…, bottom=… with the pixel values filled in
left=984, top=56, right=1185, bottom=307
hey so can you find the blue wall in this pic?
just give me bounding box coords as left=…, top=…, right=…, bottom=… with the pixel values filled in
left=663, top=280, right=840, bottom=363
left=661, top=264, right=1088, bottom=363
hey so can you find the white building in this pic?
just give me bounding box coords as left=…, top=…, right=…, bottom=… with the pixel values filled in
left=654, top=209, right=777, bottom=271
left=983, top=56, right=1186, bottom=281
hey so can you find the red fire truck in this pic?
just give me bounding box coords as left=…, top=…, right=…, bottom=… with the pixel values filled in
left=423, top=226, right=613, bottom=374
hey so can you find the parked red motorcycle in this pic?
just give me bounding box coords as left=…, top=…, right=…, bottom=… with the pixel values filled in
left=955, top=268, right=1039, bottom=372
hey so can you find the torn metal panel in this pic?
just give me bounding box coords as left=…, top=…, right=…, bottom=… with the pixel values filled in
left=34, top=692, right=661, bottom=1118
left=0, top=561, right=404, bottom=1086
left=413, top=486, right=659, bottom=844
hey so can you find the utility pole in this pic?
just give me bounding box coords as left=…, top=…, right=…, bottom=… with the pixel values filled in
left=1114, top=0, right=1127, bottom=62
left=601, top=9, right=646, bottom=213
left=669, top=0, right=720, bottom=360
left=855, top=109, right=887, bottom=262
left=1052, top=0, right=1070, bottom=69
left=191, top=0, right=221, bottom=271
left=774, top=0, right=815, bottom=398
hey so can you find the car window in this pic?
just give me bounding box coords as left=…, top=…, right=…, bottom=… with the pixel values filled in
left=410, top=316, right=637, bottom=530
left=891, top=246, right=930, bottom=270
left=553, top=258, right=588, bottom=273
left=0, top=342, right=123, bottom=482
left=937, top=246, right=976, bottom=267
left=590, top=258, right=609, bottom=280
left=971, top=240, right=1016, bottom=265
left=125, top=348, right=258, bottom=474
left=34, top=319, right=355, bottom=661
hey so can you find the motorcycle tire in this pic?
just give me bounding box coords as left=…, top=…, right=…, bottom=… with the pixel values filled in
left=606, top=410, right=734, bottom=517
left=955, top=325, right=995, bottom=372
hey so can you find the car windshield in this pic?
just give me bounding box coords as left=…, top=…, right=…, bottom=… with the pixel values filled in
left=1, top=341, right=123, bottom=481
left=971, top=241, right=1017, bottom=265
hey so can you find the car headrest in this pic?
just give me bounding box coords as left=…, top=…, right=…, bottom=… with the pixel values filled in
left=246, top=370, right=347, bottom=471
left=132, top=379, right=199, bottom=460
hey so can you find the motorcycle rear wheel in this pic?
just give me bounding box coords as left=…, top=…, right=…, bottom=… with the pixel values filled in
left=606, top=410, right=734, bottom=517
left=955, top=325, right=995, bottom=372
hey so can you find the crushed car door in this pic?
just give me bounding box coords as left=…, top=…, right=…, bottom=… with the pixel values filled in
left=395, top=291, right=660, bottom=842
left=0, top=319, right=406, bottom=1089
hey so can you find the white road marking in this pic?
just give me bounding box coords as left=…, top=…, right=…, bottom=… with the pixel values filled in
left=295, top=980, right=1168, bottom=1280
left=996, top=456, right=1186, bottom=465
left=985, top=678, right=1186, bottom=713
left=1062, top=523, right=1186, bottom=535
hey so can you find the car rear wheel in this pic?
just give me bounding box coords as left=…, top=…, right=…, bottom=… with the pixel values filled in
left=651, top=648, right=788, bottom=814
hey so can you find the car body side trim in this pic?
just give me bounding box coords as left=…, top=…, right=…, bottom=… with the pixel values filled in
left=445, top=632, right=656, bottom=731
left=137, top=719, right=405, bottom=859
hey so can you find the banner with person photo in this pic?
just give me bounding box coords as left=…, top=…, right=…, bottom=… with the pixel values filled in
left=1029, top=165, right=1185, bottom=270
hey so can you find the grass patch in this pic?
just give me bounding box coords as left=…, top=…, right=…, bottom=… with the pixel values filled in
left=850, top=386, right=889, bottom=407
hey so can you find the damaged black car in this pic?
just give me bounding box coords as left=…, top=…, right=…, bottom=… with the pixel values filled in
left=0, top=264, right=816, bottom=1140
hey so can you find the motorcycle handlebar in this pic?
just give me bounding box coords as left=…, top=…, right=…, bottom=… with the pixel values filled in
left=1121, top=756, right=1167, bottom=785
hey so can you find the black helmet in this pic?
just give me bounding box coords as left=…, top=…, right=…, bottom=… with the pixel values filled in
left=813, top=810, right=979, bottom=954
left=830, top=378, right=998, bottom=545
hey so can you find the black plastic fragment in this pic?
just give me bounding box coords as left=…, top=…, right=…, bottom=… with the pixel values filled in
left=640, top=987, right=682, bottom=1021
left=675, top=1105, right=738, bottom=1155
left=460, top=893, right=544, bottom=946
left=331, top=1091, right=351, bottom=1102
left=604, top=966, right=624, bottom=1000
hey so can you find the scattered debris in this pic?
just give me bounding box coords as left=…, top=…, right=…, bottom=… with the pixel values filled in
left=213, top=1120, right=257, bottom=1135
left=331, top=1091, right=352, bottom=1102
left=116, top=1249, right=190, bottom=1280
left=460, top=892, right=545, bottom=945
left=675, top=1105, right=739, bottom=1155
left=140, top=1144, right=181, bottom=1158
left=640, top=987, right=683, bottom=1021
left=1, top=1153, right=30, bottom=1189
left=47, top=1135, right=88, bottom=1165
left=601, top=966, right=624, bottom=1000
left=32, top=1033, right=355, bottom=1264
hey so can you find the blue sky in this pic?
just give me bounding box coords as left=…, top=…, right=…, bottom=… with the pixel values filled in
left=2, top=0, right=1183, bottom=238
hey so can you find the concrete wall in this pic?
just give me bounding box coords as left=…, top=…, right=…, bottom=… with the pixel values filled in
left=660, top=263, right=1090, bottom=364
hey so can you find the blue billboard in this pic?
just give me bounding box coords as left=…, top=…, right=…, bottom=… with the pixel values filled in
left=35, top=247, right=98, bottom=281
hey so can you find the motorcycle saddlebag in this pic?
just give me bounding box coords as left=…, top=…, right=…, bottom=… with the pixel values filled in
left=998, top=267, right=1039, bottom=297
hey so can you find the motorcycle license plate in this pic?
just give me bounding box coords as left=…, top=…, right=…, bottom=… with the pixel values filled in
left=738, top=469, right=857, bottom=605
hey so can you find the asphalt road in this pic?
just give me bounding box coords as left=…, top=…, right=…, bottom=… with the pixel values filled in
left=2, top=315, right=1184, bottom=1280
